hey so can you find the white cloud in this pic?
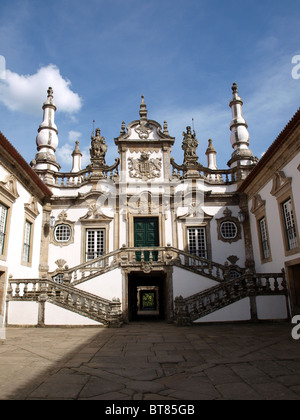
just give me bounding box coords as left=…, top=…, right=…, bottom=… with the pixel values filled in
left=0, top=64, right=82, bottom=115
left=56, top=142, right=90, bottom=172
left=56, top=143, right=73, bottom=169
left=68, top=130, right=82, bottom=142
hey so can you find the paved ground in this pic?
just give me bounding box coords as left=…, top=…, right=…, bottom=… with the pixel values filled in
left=0, top=321, right=299, bottom=400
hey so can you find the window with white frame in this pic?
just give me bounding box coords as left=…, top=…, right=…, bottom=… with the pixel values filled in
left=86, top=229, right=105, bottom=261
left=187, top=227, right=207, bottom=259
left=0, top=204, right=7, bottom=255
left=54, top=224, right=72, bottom=243
left=23, top=220, right=32, bottom=263
left=282, top=199, right=298, bottom=250
left=259, top=217, right=271, bottom=260
left=220, top=221, right=238, bottom=240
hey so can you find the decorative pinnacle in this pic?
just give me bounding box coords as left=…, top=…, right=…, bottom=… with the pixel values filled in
left=47, top=87, right=54, bottom=97
left=43, top=86, right=56, bottom=108
left=120, top=121, right=126, bottom=135
left=206, top=139, right=216, bottom=154
left=72, top=140, right=82, bottom=156
left=232, top=82, right=238, bottom=94
left=139, top=95, right=148, bottom=120
left=163, top=121, right=169, bottom=135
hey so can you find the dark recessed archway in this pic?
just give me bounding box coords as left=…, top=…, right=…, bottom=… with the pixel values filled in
left=128, top=271, right=166, bottom=322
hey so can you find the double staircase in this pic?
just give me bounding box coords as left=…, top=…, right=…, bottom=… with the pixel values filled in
left=6, top=246, right=288, bottom=327
left=174, top=270, right=288, bottom=325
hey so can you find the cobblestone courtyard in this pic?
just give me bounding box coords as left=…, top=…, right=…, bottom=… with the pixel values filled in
left=0, top=322, right=299, bottom=400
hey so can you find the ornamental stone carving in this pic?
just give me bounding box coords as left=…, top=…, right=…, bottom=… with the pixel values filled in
left=90, top=128, right=108, bottom=166
left=134, top=122, right=152, bottom=140
left=128, top=152, right=162, bottom=180
left=182, top=126, right=199, bottom=165
left=134, top=95, right=153, bottom=140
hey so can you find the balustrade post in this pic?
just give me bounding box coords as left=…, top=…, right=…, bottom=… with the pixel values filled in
left=75, top=296, right=82, bottom=309
left=107, top=298, right=122, bottom=327
left=174, top=296, right=191, bottom=327
left=84, top=298, right=90, bottom=312
left=274, top=276, right=279, bottom=292
left=38, top=278, right=48, bottom=327
left=246, top=275, right=258, bottom=322
left=6, top=281, right=13, bottom=301
left=63, top=269, right=71, bottom=285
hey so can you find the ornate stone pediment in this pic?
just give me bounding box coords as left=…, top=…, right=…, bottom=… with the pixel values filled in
left=0, top=174, right=19, bottom=203
left=250, top=194, right=266, bottom=216
left=79, top=202, right=113, bottom=221
left=128, top=153, right=162, bottom=180
left=270, top=170, right=292, bottom=198
left=177, top=199, right=205, bottom=220
left=114, top=96, right=175, bottom=145
left=57, top=210, right=68, bottom=221
left=134, top=121, right=153, bottom=140
left=127, top=191, right=159, bottom=215
left=24, top=197, right=40, bottom=219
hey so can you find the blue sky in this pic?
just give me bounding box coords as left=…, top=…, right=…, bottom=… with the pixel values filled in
left=0, top=0, right=300, bottom=171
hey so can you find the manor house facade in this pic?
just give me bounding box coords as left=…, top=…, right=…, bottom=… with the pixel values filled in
left=0, top=84, right=299, bottom=327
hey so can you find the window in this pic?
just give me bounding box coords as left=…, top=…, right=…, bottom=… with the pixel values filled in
left=86, top=229, right=105, bottom=261
left=282, top=199, right=298, bottom=251
left=259, top=217, right=270, bottom=260
left=216, top=208, right=241, bottom=243
left=220, top=221, right=238, bottom=240
left=54, top=224, right=72, bottom=243
left=52, top=273, right=64, bottom=284
left=50, top=213, right=74, bottom=247
left=251, top=194, right=272, bottom=263
left=270, top=171, right=299, bottom=255
left=22, top=221, right=32, bottom=263
left=187, top=227, right=207, bottom=259
left=0, top=204, right=7, bottom=255
left=229, top=269, right=242, bottom=280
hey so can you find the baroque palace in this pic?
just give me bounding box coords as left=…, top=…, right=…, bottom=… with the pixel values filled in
left=0, top=83, right=299, bottom=328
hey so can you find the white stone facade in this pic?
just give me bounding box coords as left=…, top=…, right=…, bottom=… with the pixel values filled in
left=1, top=84, right=298, bottom=327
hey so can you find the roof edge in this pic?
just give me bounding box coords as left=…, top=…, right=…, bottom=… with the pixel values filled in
left=0, top=131, right=52, bottom=198
left=238, top=106, right=300, bottom=193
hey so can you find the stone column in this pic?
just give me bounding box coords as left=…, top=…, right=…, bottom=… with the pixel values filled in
left=38, top=202, right=52, bottom=278
left=239, top=193, right=255, bottom=272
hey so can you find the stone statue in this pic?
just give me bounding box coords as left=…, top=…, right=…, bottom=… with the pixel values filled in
left=90, top=128, right=108, bottom=165
left=182, top=126, right=199, bottom=164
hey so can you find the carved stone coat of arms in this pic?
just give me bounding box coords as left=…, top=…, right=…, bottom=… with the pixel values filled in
left=128, top=152, right=162, bottom=180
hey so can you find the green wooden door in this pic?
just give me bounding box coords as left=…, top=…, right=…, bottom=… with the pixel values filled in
left=134, top=218, right=159, bottom=261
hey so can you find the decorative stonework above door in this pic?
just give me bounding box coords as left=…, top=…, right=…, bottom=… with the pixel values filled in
left=128, top=153, right=162, bottom=180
